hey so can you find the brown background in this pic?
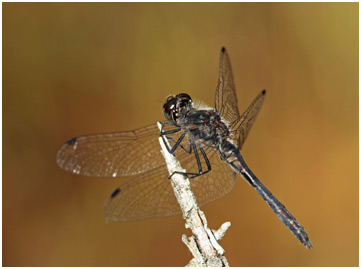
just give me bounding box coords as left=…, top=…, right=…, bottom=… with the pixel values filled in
left=3, top=3, right=358, bottom=267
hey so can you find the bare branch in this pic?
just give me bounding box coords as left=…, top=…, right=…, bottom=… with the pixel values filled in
left=157, top=122, right=230, bottom=267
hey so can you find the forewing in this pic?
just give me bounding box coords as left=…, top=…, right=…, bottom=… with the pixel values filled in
left=56, top=123, right=164, bottom=177
left=232, top=90, right=266, bottom=149
left=214, top=47, right=240, bottom=127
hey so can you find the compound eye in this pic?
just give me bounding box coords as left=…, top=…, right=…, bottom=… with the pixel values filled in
left=163, top=96, right=177, bottom=123
left=177, top=93, right=191, bottom=101
left=176, top=93, right=192, bottom=109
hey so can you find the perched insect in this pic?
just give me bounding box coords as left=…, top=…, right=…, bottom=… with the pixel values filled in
left=57, top=47, right=312, bottom=249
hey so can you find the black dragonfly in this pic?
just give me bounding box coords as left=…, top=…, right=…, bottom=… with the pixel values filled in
left=57, top=47, right=312, bottom=249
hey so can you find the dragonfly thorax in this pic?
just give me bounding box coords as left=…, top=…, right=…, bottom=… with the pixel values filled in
left=178, top=109, right=232, bottom=150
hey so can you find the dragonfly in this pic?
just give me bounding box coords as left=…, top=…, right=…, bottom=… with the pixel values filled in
left=57, top=47, right=312, bottom=249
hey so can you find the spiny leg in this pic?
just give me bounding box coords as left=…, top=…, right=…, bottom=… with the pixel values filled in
left=160, top=127, right=182, bottom=153
left=159, top=122, right=192, bottom=154
left=166, top=135, right=192, bottom=154
left=170, top=138, right=211, bottom=179
left=197, top=141, right=211, bottom=174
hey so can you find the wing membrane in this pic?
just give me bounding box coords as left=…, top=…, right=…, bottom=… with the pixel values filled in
left=232, top=90, right=266, bottom=149
left=214, top=47, right=240, bottom=127
left=104, top=142, right=236, bottom=221
left=56, top=123, right=164, bottom=177
left=214, top=47, right=266, bottom=150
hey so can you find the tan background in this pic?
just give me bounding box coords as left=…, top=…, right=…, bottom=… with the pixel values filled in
left=3, top=3, right=358, bottom=267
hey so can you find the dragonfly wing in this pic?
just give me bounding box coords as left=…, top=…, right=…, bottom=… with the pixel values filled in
left=232, top=90, right=266, bottom=149
left=189, top=148, right=236, bottom=208
left=104, top=166, right=181, bottom=221
left=104, top=146, right=236, bottom=222
left=214, top=47, right=241, bottom=127
left=171, top=135, right=236, bottom=208
left=56, top=123, right=165, bottom=177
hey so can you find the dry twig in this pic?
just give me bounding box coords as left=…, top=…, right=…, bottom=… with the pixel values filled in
left=157, top=122, right=230, bottom=267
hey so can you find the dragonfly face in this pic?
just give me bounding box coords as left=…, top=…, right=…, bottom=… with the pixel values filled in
left=163, top=93, right=193, bottom=125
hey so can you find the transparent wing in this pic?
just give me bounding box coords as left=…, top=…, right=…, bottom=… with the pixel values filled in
left=56, top=123, right=164, bottom=177
left=232, top=90, right=266, bottom=149
left=57, top=121, right=236, bottom=221
left=104, top=166, right=179, bottom=221
left=104, top=142, right=236, bottom=222
left=214, top=47, right=266, bottom=150
left=214, top=47, right=240, bottom=128
left=190, top=148, right=236, bottom=209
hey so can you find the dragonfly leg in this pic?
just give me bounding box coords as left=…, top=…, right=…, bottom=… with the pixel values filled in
left=159, top=122, right=193, bottom=154
left=197, top=141, right=211, bottom=173
left=161, top=130, right=189, bottom=154
left=170, top=138, right=211, bottom=179
left=160, top=122, right=192, bottom=154
left=166, top=135, right=192, bottom=154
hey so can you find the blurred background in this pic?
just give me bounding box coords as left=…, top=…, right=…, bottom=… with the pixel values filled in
left=3, top=2, right=358, bottom=267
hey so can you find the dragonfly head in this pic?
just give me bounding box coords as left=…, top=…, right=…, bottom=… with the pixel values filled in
left=163, top=93, right=193, bottom=125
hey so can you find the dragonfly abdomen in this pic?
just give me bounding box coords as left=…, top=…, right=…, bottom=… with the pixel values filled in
left=219, top=139, right=313, bottom=248
left=219, top=139, right=247, bottom=175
